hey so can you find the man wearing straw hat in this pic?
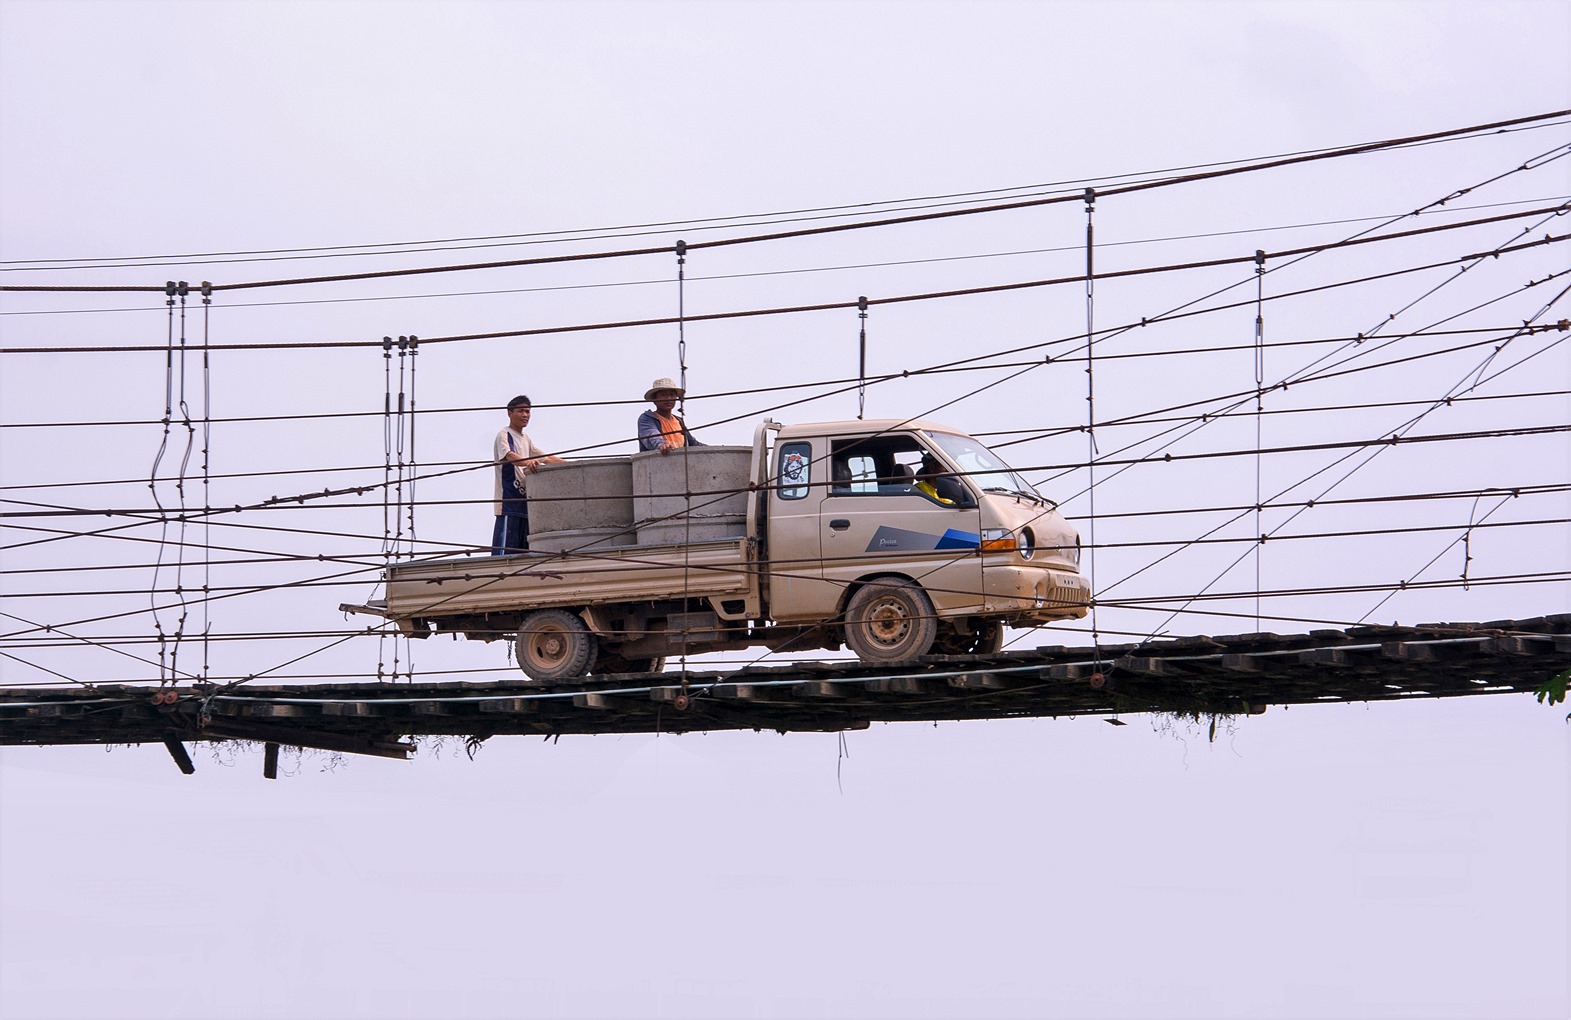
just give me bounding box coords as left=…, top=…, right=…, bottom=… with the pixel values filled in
left=636, top=377, right=706, bottom=455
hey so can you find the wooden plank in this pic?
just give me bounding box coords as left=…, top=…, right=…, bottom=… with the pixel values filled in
left=320, top=702, right=377, bottom=717
left=1114, top=656, right=1174, bottom=676
left=477, top=698, right=536, bottom=714
left=866, top=677, right=948, bottom=695
left=164, top=740, right=195, bottom=776
left=1488, top=635, right=1557, bottom=656
left=792, top=681, right=851, bottom=698
left=243, top=703, right=305, bottom=719
left=710, top=685, right=788, bottom=702
left=948, top=673, right=1013, bottom=691
left=197, top=719, right=413, bottom=760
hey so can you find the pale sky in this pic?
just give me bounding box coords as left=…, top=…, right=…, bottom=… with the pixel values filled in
left=1, top=2, right=1568, bottom=1018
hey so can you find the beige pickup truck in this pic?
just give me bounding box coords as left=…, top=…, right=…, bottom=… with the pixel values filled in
left=356, top=418, right=1089, bottom=682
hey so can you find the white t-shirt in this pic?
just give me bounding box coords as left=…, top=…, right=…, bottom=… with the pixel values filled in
left=493, top=427, right=548, bottom=515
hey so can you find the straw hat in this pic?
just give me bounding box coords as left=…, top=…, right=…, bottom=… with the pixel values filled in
left=644, top=377, right=685, bottom=401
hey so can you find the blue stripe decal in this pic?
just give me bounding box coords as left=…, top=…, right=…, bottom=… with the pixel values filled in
left=865, top=525, right=980, bottom=553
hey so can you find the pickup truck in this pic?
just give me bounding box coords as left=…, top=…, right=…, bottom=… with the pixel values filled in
left=355, top=417, right=1089, bottom=682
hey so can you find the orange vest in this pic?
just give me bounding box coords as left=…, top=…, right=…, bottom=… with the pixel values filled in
left=654, top=411, right=686, bottom=449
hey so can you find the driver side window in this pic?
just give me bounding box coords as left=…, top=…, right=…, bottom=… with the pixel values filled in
left=828, top=436, right=947, bottom=501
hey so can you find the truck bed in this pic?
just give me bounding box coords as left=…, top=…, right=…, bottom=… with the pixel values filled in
left=383, top=537, right=757, bottom=624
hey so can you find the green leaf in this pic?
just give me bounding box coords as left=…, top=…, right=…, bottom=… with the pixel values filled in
left=1534, top=668, right=1570, bottom=707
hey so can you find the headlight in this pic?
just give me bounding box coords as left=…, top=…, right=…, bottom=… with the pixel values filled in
left=1018, top=526, right=1035, bottom=560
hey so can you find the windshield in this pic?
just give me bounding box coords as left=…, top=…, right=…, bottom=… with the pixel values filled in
left=924, top=431, right=1048, bottom=504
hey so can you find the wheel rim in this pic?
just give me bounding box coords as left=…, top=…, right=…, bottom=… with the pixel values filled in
left=866, top=599, right=912, bottom=648
left=524, top=626, right=568, bottom=669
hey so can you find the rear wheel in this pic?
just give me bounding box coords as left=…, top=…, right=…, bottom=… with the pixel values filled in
left=515, top=609, right=598, bottom=682
left=844, top=579, right=938, bottom=665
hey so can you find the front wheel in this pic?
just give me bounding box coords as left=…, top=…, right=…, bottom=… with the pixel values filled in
left=844, top=579, right=938, bottom=665
left=515, top=609, right=598, bottom=682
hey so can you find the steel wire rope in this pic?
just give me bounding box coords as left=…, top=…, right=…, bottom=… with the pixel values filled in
left=6, top=208, right=1566, bottom=356
left=0, top=500, right=478, bottom=557
left=10, top=195, right=1564, bottom=323
left=5, top=113, right=1565, bottom=296
left=5, top=396, right=1561, bottom=541
left=1086, top=345, right=1570, bottom=599
left=676, top=240, right=693, bottom=684
left=1245, top=203, right=1571, bottom=392
left=1082, top=188, right=1102, bottom=659
left=199, top=283, right=213, bottom=683
left=5, top=392, right=1562, bottom=596
left=1031, top=288, right=1571, bottom=494
left=1356, top=492, right=1522, bottom=624
left=9, top=278, right=1558, bottom=653
left=992, top=314, right=1570, bottom=649
left=0, top=650, right=116, bottom=692
left=985, top=384, right=1571, bottom=448
left=5, top=321, right=1544, bottom=439
left=9, top=479, right=1564, bottom=581
left=985, top=273, right=1571, bottom=598
left=7, top=561, right=1562, bottom=658
left=8, top=114, right=1566, bottom=276
left=147, top=283, right=180, bottom=683
left=905, top=135, right=1571, bottom=385
left=0, top=609, right=204, bottom=683
left=9, top=565, right=1562, bottom=692
left=170, top=284, right=199, bottom=688
left=17, top=491, right=1565, bottom=605
left=1125, top=285, right=1571, bottom=639
left=985, top=196, right=1562, bottom=640
left=9, top=342, right=1558, bottom=685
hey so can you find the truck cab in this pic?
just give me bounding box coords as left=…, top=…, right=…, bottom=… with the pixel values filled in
left=762, top=419, right=1087, bottom=661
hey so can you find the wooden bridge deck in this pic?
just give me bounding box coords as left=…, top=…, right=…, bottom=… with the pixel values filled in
left=2, top=616, right=1566, bottom=774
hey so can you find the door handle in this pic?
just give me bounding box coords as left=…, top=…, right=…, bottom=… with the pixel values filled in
left=829, top=519, right=851, bottom=531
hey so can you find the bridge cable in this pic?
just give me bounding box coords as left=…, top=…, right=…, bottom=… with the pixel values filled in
left=1253, top=248, right=1267, bottom=630
left=199, top=283, right=213, bottom=683
left=857, top=295, right=869, bottom=420
left=677, top=239, right=692, bottom=687
left=1083, top=188, right=1102, bottom=663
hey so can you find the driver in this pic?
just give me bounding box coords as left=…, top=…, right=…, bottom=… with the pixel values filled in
left=916, top=453, right=967, bottom=506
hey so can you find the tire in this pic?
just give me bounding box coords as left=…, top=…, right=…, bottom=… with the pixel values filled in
left=515, top=609, right=598, bottom=682
left=844, top=579, right=938, bottom=665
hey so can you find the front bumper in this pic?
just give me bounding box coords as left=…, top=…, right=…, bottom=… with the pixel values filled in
left=980, top=564, right=1091, bottom=622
